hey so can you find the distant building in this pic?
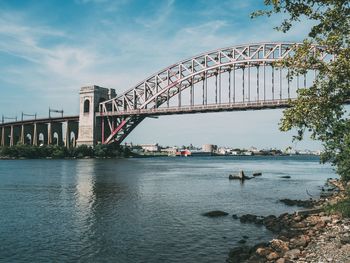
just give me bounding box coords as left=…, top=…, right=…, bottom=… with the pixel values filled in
left=161, top=147, right=177, bottom=156
left=218, top=147, right=231, bottom=155
left=202, top=144, right=217, bottom=153
left=249, top=147, right=260, bottom=154
left=139, top=144, right=160, bottom=152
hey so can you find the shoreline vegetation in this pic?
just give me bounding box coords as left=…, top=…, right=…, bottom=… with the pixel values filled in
left=225, top=179, right=350, bottom=262
left=0, top=144, right=320, bottom=160
left=0, top=144, right=133, bottom=159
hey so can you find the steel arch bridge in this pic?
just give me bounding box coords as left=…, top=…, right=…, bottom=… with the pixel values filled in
left=99, top=42, right=332, bottom=145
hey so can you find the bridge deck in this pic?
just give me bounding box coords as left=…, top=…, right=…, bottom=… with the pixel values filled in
left=0, top=116, right=79, bottom=127
left=97, top=99, right=293, bottom=117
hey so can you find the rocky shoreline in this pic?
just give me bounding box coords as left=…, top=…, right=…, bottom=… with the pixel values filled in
left=226, top=179, right=350, bottom=263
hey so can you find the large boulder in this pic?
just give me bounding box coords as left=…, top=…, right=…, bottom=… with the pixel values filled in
left=270, top=239, right=289, bottom=253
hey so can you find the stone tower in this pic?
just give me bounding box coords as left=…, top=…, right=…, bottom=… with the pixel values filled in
left=76, top=85, right=116, bottom=146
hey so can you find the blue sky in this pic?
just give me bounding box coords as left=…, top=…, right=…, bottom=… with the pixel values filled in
left=0, top=0, right=322, bottom=149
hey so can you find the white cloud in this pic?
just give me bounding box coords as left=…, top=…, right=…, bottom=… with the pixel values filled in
left=135, top=0, right=175, bottom=28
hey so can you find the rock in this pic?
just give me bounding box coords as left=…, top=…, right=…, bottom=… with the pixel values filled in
left=280, top=175, right=291, bottom=179
left=290, top=235, right=309, bottom=248
left=270, top=239, right=289, bottom=253
left=253, top=172, right=262, bottom=176
left=276, top=258, right=285, bottom=263
left=315, top=220, right=326, bottom=229
left=202, top=210, right=229, bottom=217
left=239, top=214, right=257, bottom=223
left=227, top=246, right=251, bottom=263
left=306, top=229, right=314, bottom=236
left=292, top=222, right=307, bottom=229
left=284, top=249, right=300, bottom=260
left=229, top=170, right=253, bottom=181
left=267, top=252, right=280, bottom=260
left=340, top=235, right=350, bottom=245
left=256, top=247, right=272, bottom=257
left=251, top=242, right=269, bottom=252
left=320, top=216, right=332, bottom=224
left=263, top=215, right=282, bottom=232
left=242, top=235, right=249, bottom=239
left=239, top=214, right=264, bottom=225
left=296, top=208, right=323, bottom=216
left=232, top=214, right=238, bottom=219
left=229, top=174, right=237, bottom=180
left=277, top=235, right=290, bottom=242
left=263, top=215, right=277, bottom=225
left=320, top=192, right=333, bottom=198
left=294, top=215, right=302, bottom=222
left=280, top=198, right=315, bottom=208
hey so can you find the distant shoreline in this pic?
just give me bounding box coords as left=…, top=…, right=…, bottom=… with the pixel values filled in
left=0, top=154, right=320, bottom=160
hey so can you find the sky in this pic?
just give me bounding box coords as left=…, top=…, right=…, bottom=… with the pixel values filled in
left=0, top=0, right=323, bottom=150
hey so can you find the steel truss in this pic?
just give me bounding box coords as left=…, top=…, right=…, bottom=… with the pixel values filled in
left=99, top=42, right=332, bottom=145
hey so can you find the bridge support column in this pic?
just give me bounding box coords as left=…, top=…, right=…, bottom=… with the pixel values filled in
left=2, top=127, right=11, bottom=146
left=10, top=126, right=14, bottom=146
left=47, top=123, right=52, bottom=145
left=20, top=125, right=25, bottom=144
left=33, top=123, right=37, bottom=146
left=76, top=85, right=115, bottom=146
left=65, top=121, right=70, bottom=148
left=0, top=127, right=4, bottom=147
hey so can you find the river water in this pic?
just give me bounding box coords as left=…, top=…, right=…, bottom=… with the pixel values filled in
left=0, top=156, right=336, bottom=262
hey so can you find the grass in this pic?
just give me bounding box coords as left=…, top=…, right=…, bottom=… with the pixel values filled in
left=325, top=188, right=350, bottom=218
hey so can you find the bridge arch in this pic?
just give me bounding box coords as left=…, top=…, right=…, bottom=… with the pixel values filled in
left=99, top=42, right=332, bottom=145
left=38, top=133, right=45, bottom=145
left=53, top=132, right=59, bottom=145
left=70, top=131, right=76, bottom=147
left=25, top=134, right=32, bottom=145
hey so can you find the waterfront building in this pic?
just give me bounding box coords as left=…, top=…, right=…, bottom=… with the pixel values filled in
left=202, top=144, right=217, bottom=153
left=139, top=144, right=160, bottom=152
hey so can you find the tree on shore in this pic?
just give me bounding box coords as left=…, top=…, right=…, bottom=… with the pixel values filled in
left=254, top=1, right=350, bottom=181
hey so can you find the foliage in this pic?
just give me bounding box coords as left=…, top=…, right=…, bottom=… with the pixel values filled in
left=254, top=1, right=350, bottom=181
left=325, top=189, right=350, bottom=218
left=0, top=144, right=131, bottom=159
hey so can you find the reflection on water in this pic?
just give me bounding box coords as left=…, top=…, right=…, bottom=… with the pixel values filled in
left=0, top=156, right=336, bottom=262
left=75, top=161, right=96, bottom=223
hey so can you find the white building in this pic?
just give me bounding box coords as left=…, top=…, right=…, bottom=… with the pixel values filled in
left=139, top=144, right=160, bottom=152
